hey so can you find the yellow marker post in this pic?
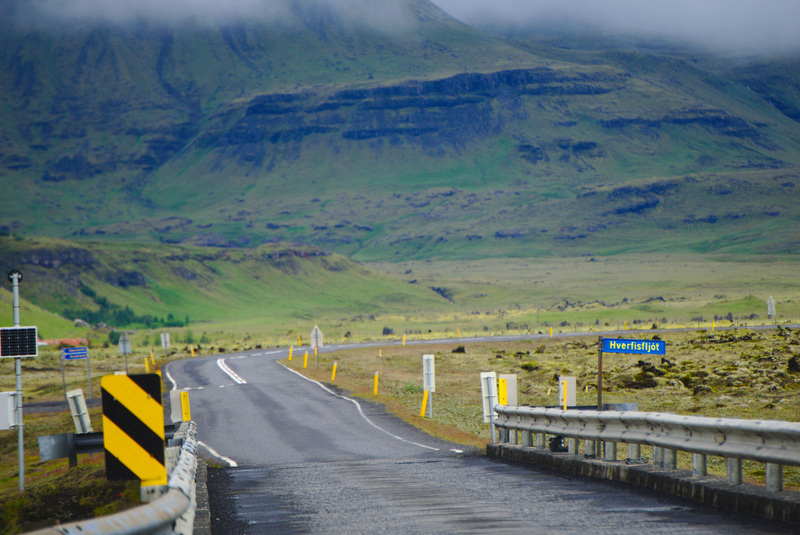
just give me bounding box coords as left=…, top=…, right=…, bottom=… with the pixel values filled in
left=373, top=372, right=379, bottom=396
left=303, top=351, right=308, bottom=369
left=498, top=378, right=508, bottom=405
left=624, top=321, right=628, bottom=330
left=550, top=327, right=553, bottom=338
left=712, top=320, right=715, bottom=332
left=144, top=358, right=150, bottom=373
left=420, top=389, right=429, bottom=418
left=289, top=346, right=293, bottom=361
left=402, top=335, right=406, bottom=346
left=150, top=349, right=154, bottom=360
left=298, top=335, right=302, bottom=347
left=379, top=349, right=382, bottom=357
left=179, top=391, right=191, bottom=421
left=331, top=362, right=337, bottom=382
left=190, top=347, right=195, bottom=358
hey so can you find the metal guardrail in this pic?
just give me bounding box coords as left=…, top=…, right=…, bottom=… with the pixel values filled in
left=29, top=421, right=198, bottom=535
left=493, top=406, right=800, bottom=492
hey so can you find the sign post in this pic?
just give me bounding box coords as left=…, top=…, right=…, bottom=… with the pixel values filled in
left=61, top=347, right=91, bottom=399
left=160, top=333, right=170, bottom=357
left=598, top=337, right=666, bottom=410
left=118, top=332, right=131, bottom=374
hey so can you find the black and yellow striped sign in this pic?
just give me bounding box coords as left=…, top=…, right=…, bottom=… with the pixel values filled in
left=101, top=374, right=167, bottom=486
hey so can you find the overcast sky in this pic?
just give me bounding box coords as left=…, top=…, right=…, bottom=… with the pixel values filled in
left=9, top=0, right=800, bottom=53
left=431, top=0, right=800, bottom=52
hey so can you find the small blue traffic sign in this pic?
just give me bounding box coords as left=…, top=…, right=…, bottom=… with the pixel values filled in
left=62, top=347, right=88, bottom=360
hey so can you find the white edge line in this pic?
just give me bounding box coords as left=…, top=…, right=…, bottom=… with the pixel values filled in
left=164, top=366, right=178, bottom=391
left=277, top=361, right=439, bottom=452
left=198, top=440, right=238, bottom=467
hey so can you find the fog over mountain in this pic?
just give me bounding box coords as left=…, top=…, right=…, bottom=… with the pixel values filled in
left=431, top=0, right=800, bottom=53
left=4, top=0, right=412, bottom=30
left=7, top=0, right=800, bottom=53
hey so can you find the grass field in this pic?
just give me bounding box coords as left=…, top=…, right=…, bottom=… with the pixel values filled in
left=5, top=250, right=796, bottom=350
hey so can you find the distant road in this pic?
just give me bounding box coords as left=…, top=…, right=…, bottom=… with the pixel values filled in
left=164, top=337, right=793, bottom=534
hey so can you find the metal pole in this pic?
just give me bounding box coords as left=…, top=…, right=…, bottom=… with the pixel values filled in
left=11, top=272, right=20, bottom=327
left=86, top=356, right=92, bottom=399
left=61, top=355, right=67, bottom=404
left=597, top=337, right=603, bottom=411
left=10, top=271, right=24, bottom=491
left=486, top=376, right=496, bottom=444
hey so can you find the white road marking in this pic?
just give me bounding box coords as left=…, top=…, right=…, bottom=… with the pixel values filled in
left=217, top=358, right=247, bottom=384
left=164, top=367, right=179, bottom=391
left=278, top=362, right=440, bottom=452
left=199, top=440, right=238, bottom=467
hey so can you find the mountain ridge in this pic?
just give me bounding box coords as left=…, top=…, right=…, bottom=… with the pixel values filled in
left=1, top=0, right=799, bottom=259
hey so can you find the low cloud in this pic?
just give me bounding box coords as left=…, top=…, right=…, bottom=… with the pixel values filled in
left=9, top=0, right=409, bottom=30
left=431, top=0, right=800, bottom=52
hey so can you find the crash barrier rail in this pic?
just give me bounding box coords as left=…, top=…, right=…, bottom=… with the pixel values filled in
left=38, top=424, right=179, bottom=466
left=493, top=406, right=800, bottom=492
left=30, top=421, right=198, bottom=535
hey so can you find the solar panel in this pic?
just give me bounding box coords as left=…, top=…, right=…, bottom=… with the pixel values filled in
left=0, top=327, right=38, bottom=358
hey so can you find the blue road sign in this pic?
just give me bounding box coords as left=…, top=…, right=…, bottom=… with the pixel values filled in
left=62, top=347, right=89, bottom=360
left=602, top=338, right=665, bottom=355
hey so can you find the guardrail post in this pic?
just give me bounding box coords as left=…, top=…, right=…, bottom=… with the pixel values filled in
left=604, top=441, right=617, bottom=461
left=663, top=448, right=677, bottom=469
left=522, top=430, right=532, bottom=447
left=653, top=446, right=663, bottom=467
left=585, top=439, right=596, bottom=457
left=692, top=453, right=707, bottom=477
left=536, top=433, right=546, bottom=449
left=511, top=429, right=518, bottom=445
left=499, top=428, right=508, bottom=443
left=766, top=463, right=783, bottom=492
left=627, top=443, right=640, bottom=460
left=727, top=458, right=743, bottom=485
left=568, top=438, right=579, bottom=455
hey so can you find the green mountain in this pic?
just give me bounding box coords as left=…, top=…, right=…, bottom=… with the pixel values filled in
left=1, top=0, right=799, bottom=260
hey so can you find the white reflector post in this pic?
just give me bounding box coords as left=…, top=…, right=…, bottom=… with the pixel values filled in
left=480, top=372, right=498, bottom=423
left=559, top=376, right=577, bottom=408
left=422, top=354, right=435, bottom=393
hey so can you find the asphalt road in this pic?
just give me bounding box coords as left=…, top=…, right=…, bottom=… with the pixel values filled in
left=164, top=344, right=793, bottom=534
